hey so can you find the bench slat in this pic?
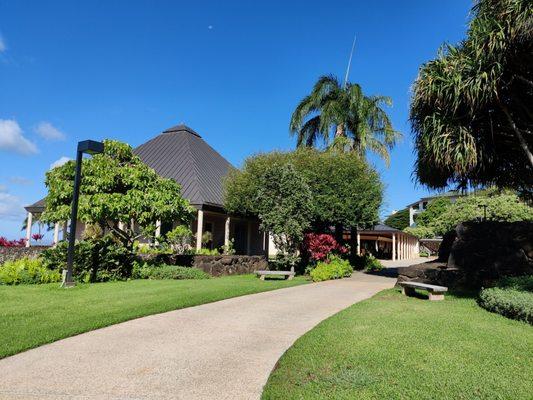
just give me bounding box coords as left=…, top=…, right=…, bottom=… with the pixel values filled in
left=255, top=270, right=294, bottom=275
left=399, top=281, right=448, bottom=292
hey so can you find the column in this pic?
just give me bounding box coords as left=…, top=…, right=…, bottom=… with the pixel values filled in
left=246, top=221, right=252, bottom=255
left=224, top=217, right=230, bottom=248
left=415, top=239, right=420, bottom=255
left=196, top=210, right=204, bottom=251
left=409, top=207, right=415, bottom=226
left=392, top=234, right=396, bottom=261
left=25, top=212, right=33, bottom=247
left=53, top=222, right=60, bottom=246
left=155, top=220, right=161, bottom=238
left=356, top=232, right=361, bottom=256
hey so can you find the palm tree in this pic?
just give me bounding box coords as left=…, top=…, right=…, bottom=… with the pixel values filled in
left=410, top=0, right=532, bottom=196
left=289, top=75, right=401, bottom=165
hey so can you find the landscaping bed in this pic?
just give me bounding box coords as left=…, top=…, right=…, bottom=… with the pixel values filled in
left=0, top=274, right=307, bottom=359
left=262, top=288, right=533, bottom=400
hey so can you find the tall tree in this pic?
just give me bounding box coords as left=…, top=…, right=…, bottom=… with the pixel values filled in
left=42, top=140, right=193, bottom=247
left=289, top=75, right=401, bottom=165
left=410, top=0, right=533, bottom=197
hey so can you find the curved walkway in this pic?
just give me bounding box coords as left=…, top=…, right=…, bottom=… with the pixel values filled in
left=0, top=272, right=395, bottom=400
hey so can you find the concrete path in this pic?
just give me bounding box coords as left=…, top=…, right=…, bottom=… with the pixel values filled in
left=0, top=272, right=395, bottom=400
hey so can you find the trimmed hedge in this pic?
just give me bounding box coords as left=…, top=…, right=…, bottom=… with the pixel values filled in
left=132, top=263, right=210, bottom=280
left=478, top=285, right=533, bottom=325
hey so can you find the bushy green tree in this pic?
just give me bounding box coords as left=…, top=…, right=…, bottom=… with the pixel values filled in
left=384, top=208, right=410, bottom=230
left=431, top=190, right=533, bottom=235
left=415, top=197, right=452, bottom=227
left=404, top=226, right=436, bottom=239
left=255, top=163, right=313, bottom=258
left=224, top=149, right=383, bottom=231
left=42, top=140, right=194, bottom=247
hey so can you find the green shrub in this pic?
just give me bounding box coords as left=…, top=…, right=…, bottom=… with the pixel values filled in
left=419, top=251, right=430, bottom=257
left=0, top=258, right=61, bottom=285
left=132, top=262, right=209, bottom=280
left=496, top=275, right=533, bottom=292
left=478, top=287, right=533, bottom=324
left=364, top=254, right=383, bottom=272
left=42, top=235, right=134, bottom=282
left=310, top=256, right=353, bottom=282
left=351, top=254, right=384, bottom=272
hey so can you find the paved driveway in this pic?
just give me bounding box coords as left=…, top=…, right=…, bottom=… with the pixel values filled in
left=0, top=272, right=395, bottom=400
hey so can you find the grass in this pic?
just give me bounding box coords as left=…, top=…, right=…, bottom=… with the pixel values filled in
left=0, top=274, right=307, bottom=359
left=262, top=288, right=533, bottom=400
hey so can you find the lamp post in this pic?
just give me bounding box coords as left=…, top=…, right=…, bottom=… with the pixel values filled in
left=63, top=140, right=104, bottom=288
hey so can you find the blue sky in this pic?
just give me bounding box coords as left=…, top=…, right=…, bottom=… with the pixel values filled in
left=0, top=0, right=471, bottom=240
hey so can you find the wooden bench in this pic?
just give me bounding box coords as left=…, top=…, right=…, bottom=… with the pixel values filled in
left=398, top=281, right=448, bottom=301
left=255, top=268, right=295, bottom=281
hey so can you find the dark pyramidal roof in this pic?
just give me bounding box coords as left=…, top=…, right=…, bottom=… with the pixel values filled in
left=134, top=124, right=234, bottom=209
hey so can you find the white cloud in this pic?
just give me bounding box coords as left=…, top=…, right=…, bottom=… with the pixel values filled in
left=0, top=34, right=6, bottom=53
left=50, top=156, right=72, bottom=170
left=0, top=184, right=6, bottom=192
left=0, top=192, right=25, bottom=221
left=0, top=119, right=38, bottom=155
left=35, top=121, right=66, bottom=141
left=8, top=176, right=32, bottom=185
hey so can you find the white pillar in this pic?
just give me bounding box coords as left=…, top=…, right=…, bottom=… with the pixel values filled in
left=246, top=221, right=252, bottom=255
left=224, top=217, right=230, bottom=248
left=53, top=223, right=60, bottom=246
left=392, top=234, right=396, bottom=261
left=356, top=232, right=361, bottom=256
left=155, top=220, right=161, bottom=238
left=25, top=212, right=33, bottom=247
left=415, top=240, right=420, bottom=255
left=196, top=210, right=204, bottom=251
left=400, top=235, right=404, bottom=260
left=409, top=207, right=415, bottom=227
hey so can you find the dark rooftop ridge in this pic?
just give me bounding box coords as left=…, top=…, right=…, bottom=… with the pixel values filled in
left=162, top=124, right=201, bottom=138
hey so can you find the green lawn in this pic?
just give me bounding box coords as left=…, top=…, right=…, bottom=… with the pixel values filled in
left=0, top=275, right=307, bottom=359
left=263, top=289, right=533, bottom=400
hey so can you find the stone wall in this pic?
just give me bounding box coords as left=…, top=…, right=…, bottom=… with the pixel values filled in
left=0, top=246, right=48, bottom=265
left=137, top=253, right=268, bottom=277
left=192, top=255, right=268, bottom=276
left=398, top=221, right=533, bottom=289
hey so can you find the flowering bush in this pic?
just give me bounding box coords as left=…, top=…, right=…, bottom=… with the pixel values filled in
left=302, top=233, right=348, bottom=262
left=0, top=237, right=26, bottom=247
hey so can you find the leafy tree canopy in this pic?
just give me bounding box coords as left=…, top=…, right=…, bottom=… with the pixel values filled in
left=384, top=208, right=410, bottom=231
left=42, top=140, right=194, bottom=246
left=255, top=163, right=313, bottom=257
left=290, top=75, right=401, bottom=165
left=224, top=149, right=383, bottom=231
left=410, top=0, right=533, bottom=197
left=415, top=197, right=452, bottom=227
left=405, top=189, right=533, bottom=237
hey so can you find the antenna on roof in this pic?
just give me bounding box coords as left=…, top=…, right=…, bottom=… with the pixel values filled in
left=343, top=34, right=357, bottom=89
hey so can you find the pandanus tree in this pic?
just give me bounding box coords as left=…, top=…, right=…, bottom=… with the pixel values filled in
left=410, top=0, right=533, bottom=197
left=289, top=75, right=401, bottom=165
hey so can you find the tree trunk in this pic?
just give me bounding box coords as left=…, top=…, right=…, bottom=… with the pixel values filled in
left=499, top=100, right=533, bottom=168
left=349, top=227, right=358, bottom=263
left=334, top=223, right=344, bottom=245
left=335, top=123, right=346, bottom=138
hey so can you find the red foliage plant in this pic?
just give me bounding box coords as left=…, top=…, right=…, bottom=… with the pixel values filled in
left=0, top=237, right=27, bottom=247
left=302, top=233, right=348, bottom=262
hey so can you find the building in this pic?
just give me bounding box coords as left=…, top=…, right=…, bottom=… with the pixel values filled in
left=350, top=224, right=419, bottom=261
left=407, top=190, right=463, bottom=227
left=24, top=124, right=268, bottom=255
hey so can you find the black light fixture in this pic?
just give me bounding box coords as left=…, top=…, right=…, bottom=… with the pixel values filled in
left=478, top=204, right=488, bottom=221
left=63, top=140, right=104, bottom=288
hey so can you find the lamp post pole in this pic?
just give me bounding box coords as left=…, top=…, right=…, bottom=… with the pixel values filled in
left=63, top=140, right=104, bottom=288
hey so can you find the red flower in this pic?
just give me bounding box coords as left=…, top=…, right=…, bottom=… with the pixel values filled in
left=0, top=237, right=27, bottom=247
left=32, top=233, right=44, bottom=242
